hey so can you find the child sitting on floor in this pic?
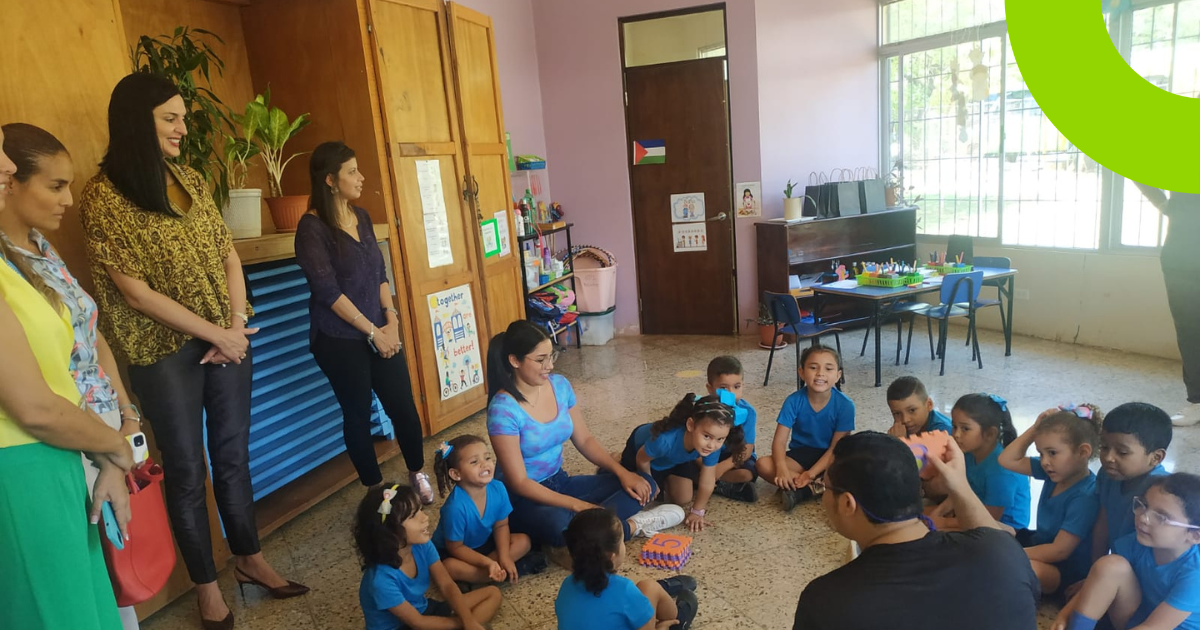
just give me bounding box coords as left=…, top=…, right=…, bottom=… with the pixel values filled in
left=1055, top=473, right=1200, bottom=630
left=757, top=345, right=855, bottom=511
left=555, top=508, right=698, bottom=630
left=1000, top=404, right=1103, bottom=595
left=355, top=484, right=500, bottom=630
left=931, top=393, right=1030, bottom=531
left=886, top=376, right=952, bottom=438
left=1092, top=402, right=1173, bottom=559
left=705, top=356, right=760, bottom=503
left=431, top=435, right=546, bottom=585
left=620, top=394, right=743, bottom=532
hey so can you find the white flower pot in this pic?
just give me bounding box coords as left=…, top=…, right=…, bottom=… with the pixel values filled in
left=225, top=188, right=263, bottom=239
left=784, top=197, right=804, bottom=221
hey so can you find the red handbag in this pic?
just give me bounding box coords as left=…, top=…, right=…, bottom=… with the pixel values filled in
left=99, top=459, right=176, bottom=606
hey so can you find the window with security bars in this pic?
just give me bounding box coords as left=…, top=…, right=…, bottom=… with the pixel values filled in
left=881, top=0, right=1005, bottom=45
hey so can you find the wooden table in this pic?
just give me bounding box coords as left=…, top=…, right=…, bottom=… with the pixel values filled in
left=811, top=267, right=1018, bottom=386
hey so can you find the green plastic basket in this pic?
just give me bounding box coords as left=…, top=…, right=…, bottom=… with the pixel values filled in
left=925, top=264, right=973, bottom=274
left=856, top=273, right=923, bottom=288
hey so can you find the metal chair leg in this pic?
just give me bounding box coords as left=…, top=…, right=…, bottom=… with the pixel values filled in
left=895, top=316, right=903, bottom=365
left=926, top=316, right=935, bottom=360
left=764, top=329, right=779, bottom=387
left=972, top=313, right=983, bottom=370
left=860, top=322, right=871, bottom=357
left=905, top=315, right=916, bottom=365
left=834, top=333, right=842, bottom=356
left=938, top=318, right=949, bottom=376
left=795, top=335, right=803, bottom=391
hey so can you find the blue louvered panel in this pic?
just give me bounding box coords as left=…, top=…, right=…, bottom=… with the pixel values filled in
left=244, top=259, right=394, bottom=501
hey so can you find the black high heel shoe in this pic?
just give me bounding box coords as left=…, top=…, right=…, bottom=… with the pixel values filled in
left=199, top=610, right=233, bottom=630
left=235, top=567, right=310, bottom=600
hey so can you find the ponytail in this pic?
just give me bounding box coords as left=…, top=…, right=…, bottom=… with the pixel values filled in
left=486, top=321, right=549, bottom=403
left=953, top=393, right=1017, bottom=447
left=650, top=393, right=742, bottom=463
left=564, top=508, right=622, bottom=596
left=432, top=434, right=487, bottom=497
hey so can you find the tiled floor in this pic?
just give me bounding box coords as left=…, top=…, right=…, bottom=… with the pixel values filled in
left=142, top=327, right=1199, bottom=630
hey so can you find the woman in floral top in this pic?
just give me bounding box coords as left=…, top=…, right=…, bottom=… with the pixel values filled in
left=78, top=73, right=306, bottom=629
left=0, top=123, right=142, bottom=629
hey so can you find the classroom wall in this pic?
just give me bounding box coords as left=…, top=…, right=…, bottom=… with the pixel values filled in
left=531, top=0, right=762, bottom=332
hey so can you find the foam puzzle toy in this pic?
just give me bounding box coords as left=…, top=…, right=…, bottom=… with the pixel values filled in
left=902, top=430, right=952, bottom=480
left=639, top=533, right=693, bottom=571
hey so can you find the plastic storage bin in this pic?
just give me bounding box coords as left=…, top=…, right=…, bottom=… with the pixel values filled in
left=579, top=308, right=615, bottom=345
left=575, top=264, right=617, bottom=313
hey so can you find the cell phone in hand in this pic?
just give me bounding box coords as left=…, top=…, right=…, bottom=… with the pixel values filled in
left=101, top=501, right=124, bottom=550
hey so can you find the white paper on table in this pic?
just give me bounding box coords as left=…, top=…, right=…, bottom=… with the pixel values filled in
left=824, top=279, right=860, bottom=289
left=415, top=159, right=453, bottom=268
left=494, top=211, right=511, bottom=257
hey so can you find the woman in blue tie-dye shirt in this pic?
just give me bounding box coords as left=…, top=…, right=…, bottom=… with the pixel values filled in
left=486, top=321, right=684, bottom=563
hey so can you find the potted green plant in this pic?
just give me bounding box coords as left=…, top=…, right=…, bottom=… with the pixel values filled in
left=131, top=27, right=232, bottom=208
left=885, top=160, right=923, bottom=207
left=757, top=302, right=787, bottom=350
left=241, top=88, right=311, bottom=231
left=783, top=181, right=818, bottom=222
left=222, top=126, right=261, bottom=239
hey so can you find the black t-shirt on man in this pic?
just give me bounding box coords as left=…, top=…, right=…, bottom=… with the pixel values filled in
left=793, top=527, right=1040, bottom=630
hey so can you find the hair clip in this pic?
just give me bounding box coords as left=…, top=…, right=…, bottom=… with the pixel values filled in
left=378, top=484, right=399, bottom=523
left=439, top=441, right=454, bottom=457
left=985, top=393, right=1008, bottom=412
left=1059, top=403, right=1094, bottom=420
left=715, top=388, right=737, bottom=408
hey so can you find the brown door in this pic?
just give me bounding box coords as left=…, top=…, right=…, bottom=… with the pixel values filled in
left=446, top=2, right=525, bottom=340
left=367, top=0, right=489, bottom=433
left=625, top=58, right=735, bottom=335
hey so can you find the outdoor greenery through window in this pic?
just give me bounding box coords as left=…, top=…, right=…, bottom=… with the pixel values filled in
left=881, top=0, right=1200, bottom=250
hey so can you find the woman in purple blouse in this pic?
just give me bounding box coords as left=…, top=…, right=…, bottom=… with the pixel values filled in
left=294, top=141, right=431, bottom=502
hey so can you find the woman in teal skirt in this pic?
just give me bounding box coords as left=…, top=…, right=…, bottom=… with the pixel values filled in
left=0, top=125, right=134, bottom=630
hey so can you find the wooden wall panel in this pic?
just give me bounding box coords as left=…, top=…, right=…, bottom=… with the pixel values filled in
left=0, top=0, right=130, bottom=292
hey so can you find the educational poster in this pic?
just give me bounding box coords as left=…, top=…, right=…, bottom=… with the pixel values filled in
left=670, top=192, right=705, bottom=223
left=633, top=139, right=666, bottom=165
left=428, top=285, right=483, bottom=401
left=480, top=218, right=500, bottom=258
left=415, top=159, right=454, bottom=268
left=736, top=181, right=762, bottom=217
left=672, top=223, right=708, bottom=252
left=494, top=211, right=511, bottom=257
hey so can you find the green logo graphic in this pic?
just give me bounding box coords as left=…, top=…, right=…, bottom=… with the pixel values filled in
left=1007, top=0, right=1199, bottom=193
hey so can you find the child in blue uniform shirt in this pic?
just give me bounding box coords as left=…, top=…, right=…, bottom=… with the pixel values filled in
left=431, top=435, right=546, bottom=585
left=931, top=393, right=1030, bottom=531
left=555, top=509, right=698, bottom=630
left=885, top=376, right=952, bottom=438
left=356, top=484, right=500, bottom=630
left=1092, top=402, right=1172, bottom=559
left=620, top=394, right=743, bottom=532
left=1057, top=473, right=1200, bottom=630
left=703, top=356, right=760, bottom=503
left=757, top=345, right=855, bottom=511
left=1000, top=405, right=1103, bottom=595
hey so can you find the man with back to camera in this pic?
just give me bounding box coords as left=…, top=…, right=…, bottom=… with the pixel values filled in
left=793, top=431, right=1040, bottom=630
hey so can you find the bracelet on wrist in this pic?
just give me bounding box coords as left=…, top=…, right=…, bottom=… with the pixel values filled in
left=368, top=325, right=376, bottom=341
left=689, top=507, right=706, bottom=517
left=232, top=312, right=249, bottom=325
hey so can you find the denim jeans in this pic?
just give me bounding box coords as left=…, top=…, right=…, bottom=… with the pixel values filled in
left=506, top=468, right=657, bottom=547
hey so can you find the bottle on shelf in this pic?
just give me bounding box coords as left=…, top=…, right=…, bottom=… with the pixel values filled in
left=523, top=189, right=536, bottom=225
left=513, top=203, right=525, bottom=237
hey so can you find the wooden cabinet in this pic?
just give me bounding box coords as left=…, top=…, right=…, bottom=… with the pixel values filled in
left=242, top=0, right=524, bottom=434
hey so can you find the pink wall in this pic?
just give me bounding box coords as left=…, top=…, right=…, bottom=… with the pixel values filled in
left=530, top=0, right=761, bottom=332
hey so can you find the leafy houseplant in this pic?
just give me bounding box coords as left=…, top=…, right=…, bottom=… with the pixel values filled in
left=885, top=160, right=923, bottom=207
left=239, top=88, right=311, bottom=231
left=131, top=27, right=232, bottom=208
left=221, top=129, right=262, bottom=239
left=757, top=302, right=786, bottom=350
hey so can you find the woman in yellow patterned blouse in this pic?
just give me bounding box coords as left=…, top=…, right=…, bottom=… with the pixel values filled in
left=78, top=72, right=307, bottom=630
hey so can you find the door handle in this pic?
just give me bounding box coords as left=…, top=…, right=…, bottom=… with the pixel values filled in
left=708, top=212, right=728, bottom=222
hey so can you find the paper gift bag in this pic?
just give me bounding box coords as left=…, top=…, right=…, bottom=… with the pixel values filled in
left=857, top=167, right=887, bottom=214
left=803, top=172, right=825, bottom=217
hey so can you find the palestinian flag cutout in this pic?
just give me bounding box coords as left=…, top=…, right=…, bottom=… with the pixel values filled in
left=634, top=139, right=665, bottom=165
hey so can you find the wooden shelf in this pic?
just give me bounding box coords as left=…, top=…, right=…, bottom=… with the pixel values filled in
left=235, top=224, right=390, bottom=266
left=517, top=222, right=574, bottom=242
left=526, top=272, right=573, bottom=295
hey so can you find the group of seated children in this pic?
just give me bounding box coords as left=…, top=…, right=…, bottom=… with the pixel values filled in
left=352, top=343, right=1200, bottom=630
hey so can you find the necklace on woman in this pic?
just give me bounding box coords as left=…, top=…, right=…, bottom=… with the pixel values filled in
left=518, top=382, right=543, bottom=408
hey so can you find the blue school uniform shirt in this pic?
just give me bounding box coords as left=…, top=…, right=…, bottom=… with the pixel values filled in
left=1096, top=465, right=1169, bottom=551
left=965, top=444, right=1031, bottom=530
left=1029, top=458, right=1101, bottom=586
left=776, top=387, right=855, bottom=450
left=1113, top=533, right=1200, bottom=630
left=432, top=480, right=513, bottom=551
left=555, top=573, right=655, bottom=630
left=732, top=398, right=758, bottom=457
left=924, top=409, right=953, bottom=434
left=488, top=374, right=576, bottom=483
left=631, top=423, right=722, bottom=471
left=360, top=541, right=441, bottom=630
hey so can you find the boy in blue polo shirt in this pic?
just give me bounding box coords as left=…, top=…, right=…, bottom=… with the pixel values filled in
left=757, top=345, right=855, bottom=511
left=703, top=356, right=760, bottom=503
left=886, top=376, right=952, bottom=438
left=1092, top=402, right=1172, bottom=559
left=1057, top=473, right=1200, bottom=630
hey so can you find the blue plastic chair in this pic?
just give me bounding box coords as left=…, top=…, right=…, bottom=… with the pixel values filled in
left=762, top=291, right=843, bottom=390
left=909, top=271, right=983, bottom=376
left=970, top=256, right=1010, bottom=342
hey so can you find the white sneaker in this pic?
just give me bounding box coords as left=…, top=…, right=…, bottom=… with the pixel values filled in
left=1171, top=403, right=1200, bottom=427
left=628, top=504, right=686, bottom=537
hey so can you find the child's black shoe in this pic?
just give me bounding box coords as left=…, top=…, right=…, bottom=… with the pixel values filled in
left=674, top=589, right=699, bottom=630
left=781, top=481, right=824, bottom=512
left=514, top=550, right=548, bottom=576
left=714, top=480, right=758, bottom=503
left=657, top=574, right=697, bottom=598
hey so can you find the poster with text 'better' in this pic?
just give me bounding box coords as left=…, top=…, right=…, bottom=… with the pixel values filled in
left=428, top=285, right=483, bottom=401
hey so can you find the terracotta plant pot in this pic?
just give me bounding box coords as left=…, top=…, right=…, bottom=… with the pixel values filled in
left=758, top=323, right=787, bottom=350
left=265, top=195, right=310, bottom=232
